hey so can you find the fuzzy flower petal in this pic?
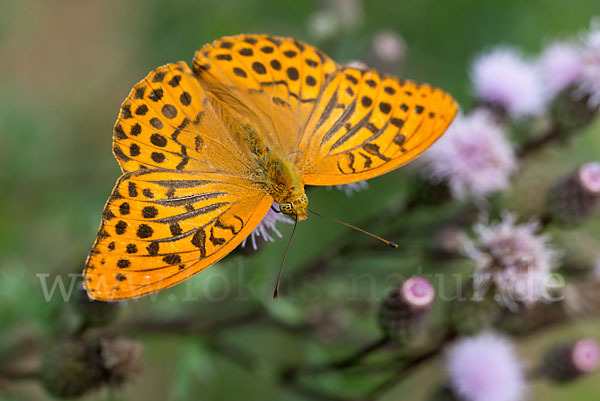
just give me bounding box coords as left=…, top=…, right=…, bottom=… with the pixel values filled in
left=422, top=110, right=517, bottom=200
left=472, top=47, right=546, bottom=117
left=538, top=41, right=583, bottom=98
left=462, top=213, right=561, bottom=308
left=447, top=333, right=525, bottom=401
left=577, top=18, right=600, bottom=109
left=241, top=203, right=293, bottom=250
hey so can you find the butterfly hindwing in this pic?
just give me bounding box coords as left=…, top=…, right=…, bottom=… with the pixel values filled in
left=84, top=169, right=272, bottom=300
left=299, top=66, right=459, bottom=185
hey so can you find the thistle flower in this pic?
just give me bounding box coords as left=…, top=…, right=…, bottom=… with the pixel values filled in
left=241, top=202, right=293, bottom=250
left=538, top=41, right=583, bottom=99
left=41, top=341, right=102, bottom=398
left=422, top=110, right=517, bottom=200
left=542, top=338, right=600, bottom=382
left=100, top=336, right=144, bottom=384
left=547, top=162, right=600, bottom=225
left=372, top=30, right=406, bottom=65
left=379, top=277, right=435, bottom=344
left=461, top=213, right=561, bottom=309
left=472, top=47, right=545, bottom=117
left=308, top=0, right=363, bottom=41
left=41, top=335, right=143, bottom=398
left=446, top=333, right=525, bottom=401
left=577, top=18, right=600, bottom=109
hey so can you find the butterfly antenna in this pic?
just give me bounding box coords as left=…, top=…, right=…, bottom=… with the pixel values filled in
left=308, top=209, right=398, bottom=248
left=273, top=214, right=298, bottom=301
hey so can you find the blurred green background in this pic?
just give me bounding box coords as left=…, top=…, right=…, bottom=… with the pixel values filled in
left=1, top=0, right=600, bottom=400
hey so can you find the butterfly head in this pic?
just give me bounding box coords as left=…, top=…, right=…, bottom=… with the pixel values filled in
left=279, top=194, right=308, bottom=221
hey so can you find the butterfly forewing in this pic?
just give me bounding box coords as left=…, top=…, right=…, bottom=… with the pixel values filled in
left=300, top=66, right=458, bottom=185
left=85, top=61, right=277, bottom=300
left=114, top=62, right=255, bottom=175
left=192, top=34, right=337, bottom=157
left=84, top=169, right=272, bottom=300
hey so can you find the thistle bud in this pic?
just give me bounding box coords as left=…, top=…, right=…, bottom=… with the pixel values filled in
left=547, top=162, right=600, bottom=226
left=449, top=293, right=501, bottom=335
left=73, top=282, right=122, bottom=327
left=550, top=88, right=598, bottom=133
left=41, top=341, right=102, bottom=398
left=542, top=338, right=600, bottom=382
left=40, top=336, right=143, bottom=398
left=99, top=336, right=144, bottom=384
left=378, top=277, right=435, bottom=344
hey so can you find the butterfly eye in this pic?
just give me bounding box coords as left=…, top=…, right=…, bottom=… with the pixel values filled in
left=280, top=202, right=293, bottom=212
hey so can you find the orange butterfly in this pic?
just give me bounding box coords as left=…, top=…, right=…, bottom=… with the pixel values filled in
left=84, top=34, right=458, bottom=300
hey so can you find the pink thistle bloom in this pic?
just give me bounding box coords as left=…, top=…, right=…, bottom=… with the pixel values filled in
left=400, top=276, right=435, bottom=308
left=472, top=47, right=546, bottom=117
left=241, top=202, right=293, bottom=250
left=372, top=30, right=406, bottom=64
left=577, top=18, right=600, bottom=109
left=538, top=41, right=583, bottom=99
left=422, top=110, right=517, bottom=200
left=461, top=213, right=561, bottom=309
left=447, top=333, right=525, bottom=401
left=572, top=339, right=600, bottom=373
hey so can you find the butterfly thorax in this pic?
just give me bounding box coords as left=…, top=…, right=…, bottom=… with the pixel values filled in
left=242, top=125, right=308, bottom=220
left=265, top=156, right=308, bottom=221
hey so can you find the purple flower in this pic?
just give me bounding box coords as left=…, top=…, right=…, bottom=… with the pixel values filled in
left=578, top=18, right=600, bottom=109
left=447, top=333, right=525, bottom=401
left=372, top=30, right=406, bottom=64
left=422, top=110, right=517, bottom=200
left=538, top=41, right=583, bottom=99
left=572, top=339, right=600, bottom=373
left=241, top=202, right=293, bottom=250
left=462, top=213, right=561, bottom=308
left=472, top=47, right=546, bottom=117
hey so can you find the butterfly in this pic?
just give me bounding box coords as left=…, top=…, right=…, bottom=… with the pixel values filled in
left=83, top=34, right=458, bottom=301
